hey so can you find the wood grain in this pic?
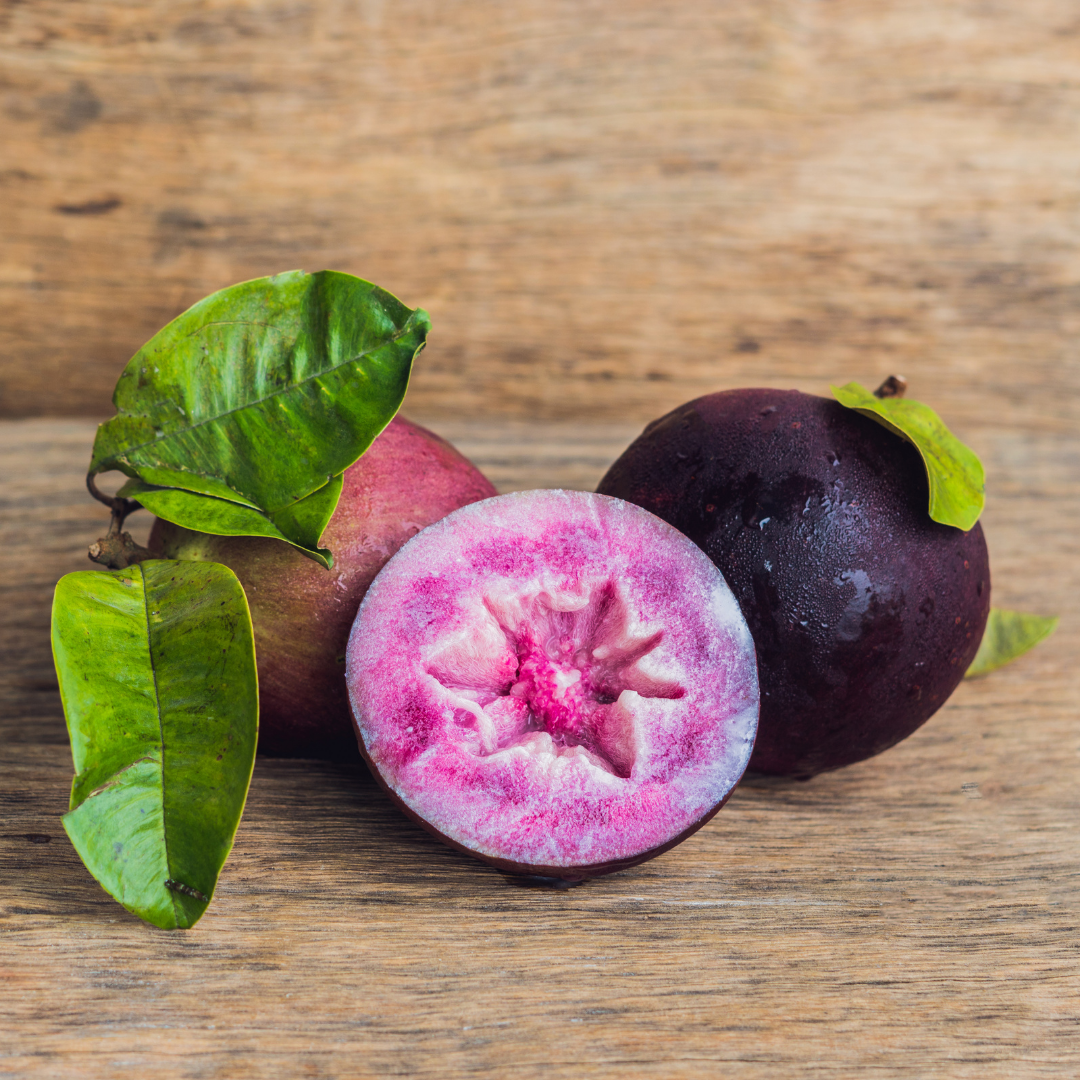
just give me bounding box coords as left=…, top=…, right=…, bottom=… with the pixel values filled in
left=3, top=1, right=1080, bottom=429
left=2, top=417, right=1077, bottom=1078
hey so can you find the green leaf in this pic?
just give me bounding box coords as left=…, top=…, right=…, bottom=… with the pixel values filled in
left=116, top=473, right=343, bottom=569
left=89, top=269, right=429, bottom=549
left=964, top=607, right=1059, bottom=678
left=831, top=382, right=985, bottom=530
left=52, top=561, right=258, bottom=929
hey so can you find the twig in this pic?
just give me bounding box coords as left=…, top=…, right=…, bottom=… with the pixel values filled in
left=86, top=473, right=153, bottom=569
left=873, top=375, right=908, bottom=399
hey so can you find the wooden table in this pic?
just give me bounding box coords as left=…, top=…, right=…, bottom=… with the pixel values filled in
left=1, top=415, right=1076, bottom=1078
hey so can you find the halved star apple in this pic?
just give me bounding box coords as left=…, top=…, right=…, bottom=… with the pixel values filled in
left=346, top=490, right=759, bottom=881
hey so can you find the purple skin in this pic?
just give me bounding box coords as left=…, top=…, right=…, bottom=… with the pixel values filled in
left=149, top=417, right=497, bottom=758
left=597, top=389, right=991, bottom=777
left=346, top=490, right=759, bottom=879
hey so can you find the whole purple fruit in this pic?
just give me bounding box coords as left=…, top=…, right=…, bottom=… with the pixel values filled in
left=597, top=389, right=990, bottom=777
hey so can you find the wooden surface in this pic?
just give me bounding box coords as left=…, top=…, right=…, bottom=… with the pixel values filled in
left=2, top=417, right=1077, bottom=1078
left=3, top=4, right=1079, bottom=1068
left=4, top=0, right=1080, bottom=427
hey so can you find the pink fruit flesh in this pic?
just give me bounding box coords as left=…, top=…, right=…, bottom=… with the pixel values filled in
left=149, top=416, right=497, bottom=757
left=346, top=490, right=759, bottom=879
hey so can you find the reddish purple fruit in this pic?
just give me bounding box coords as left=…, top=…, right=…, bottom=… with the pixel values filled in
left=597, top=389, right=991, bottom=777
left=150, top=417, right=497, bottom=757
left=346, top=490, right=759, bottom=880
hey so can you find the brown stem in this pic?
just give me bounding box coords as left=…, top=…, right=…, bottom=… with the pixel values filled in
left=873, top=374, right=908, bottom=399
left=88, top=529, right=154, bottom=570
left=86, top=472, right=142, bottom=518
left=86, top=472, right=153, bottom=570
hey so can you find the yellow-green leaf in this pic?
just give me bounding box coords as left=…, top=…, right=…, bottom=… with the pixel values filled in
left=965, top=607, right=1059, bottom=678
left=831, top=382, right=985, bottom=531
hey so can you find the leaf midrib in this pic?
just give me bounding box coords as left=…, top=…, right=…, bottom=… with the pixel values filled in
left=140, top=565, right=179, bottom=928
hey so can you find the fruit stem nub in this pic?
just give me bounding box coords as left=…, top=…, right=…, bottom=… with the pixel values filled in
left=85, top=472, right=153, bottom=570
left=873, top=375, right=908, bottom=400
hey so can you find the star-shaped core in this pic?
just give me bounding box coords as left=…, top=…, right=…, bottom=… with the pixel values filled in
left=428, top=581, right=685, bottom=778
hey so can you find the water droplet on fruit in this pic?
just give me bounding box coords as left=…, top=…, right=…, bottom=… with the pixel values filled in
left=595, top=387, right=991, bottom=776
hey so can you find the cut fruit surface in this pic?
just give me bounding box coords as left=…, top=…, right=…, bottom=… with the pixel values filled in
left=346, top=490, right=759, bottom=879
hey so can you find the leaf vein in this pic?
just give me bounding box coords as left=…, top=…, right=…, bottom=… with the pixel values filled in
left=181, top=319, right=286, bottom=339
left=104, top=316, right=419, bottom=473
left=81, top=755, right=159, bottom=801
